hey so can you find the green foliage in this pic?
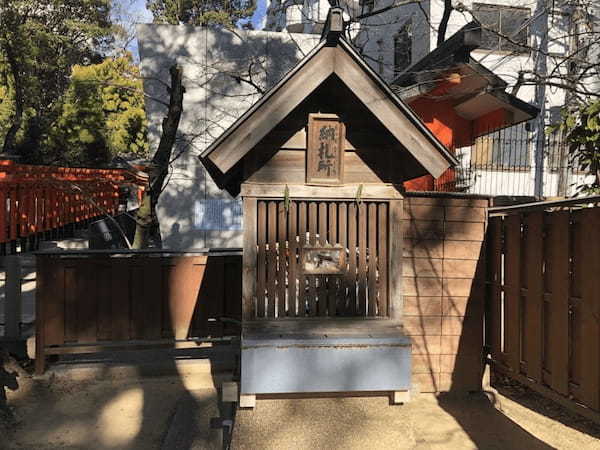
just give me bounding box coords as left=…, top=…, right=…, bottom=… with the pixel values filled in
left=0, top=0, right=117, bottom=157
left=146, top=0, right=256, bottom=27
left=551, top=100, right=600, bottom=195
left=46, top=55, right=149, bottom=166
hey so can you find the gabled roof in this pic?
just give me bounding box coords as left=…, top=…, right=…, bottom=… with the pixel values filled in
left=392, top=22, right=539, bottom=127
left=200, top=11, right=458, bottom=180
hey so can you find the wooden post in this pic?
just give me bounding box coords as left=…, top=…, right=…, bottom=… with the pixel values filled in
left=388, top=198, right=403, bottom=322
left=242, top=197, right=257, bottom=321
left=5, top=255, right=22, bottom=338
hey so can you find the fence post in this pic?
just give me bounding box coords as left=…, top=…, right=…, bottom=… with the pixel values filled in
left=5, top=255, right=22, bottom=338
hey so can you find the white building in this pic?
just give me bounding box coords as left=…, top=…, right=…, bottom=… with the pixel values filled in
left=265, top=0, right=600, bottom=197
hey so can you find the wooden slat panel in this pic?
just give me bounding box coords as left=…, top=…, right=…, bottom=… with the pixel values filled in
left=64, top=266, right=78, bottom=342
left=44, top=259, right=65, bottom=346
left=144, top=258, right=163, bottom=339
left=548, top=211, right=570, bottom=395
left=111, top=258, right=130, bottom=341
left=378, top=202, right=388, bottom=317
left=96, top=264, right=112, bottom=341
left=367, top=203, right=377, bottom=316
left=389, top=200, right=403, bottom=321
left=298, top=201, right=307, bottom=316
left=580, top=208, right=600, bottom=410
left=504, top=214, right=522, bottom=372
left=308, top=202, right=318, bottom=316
left=328, top=202, right=338, bottom=315
left=77, top=261, right=97, bottom=342
left=256, top=201, right=267, bottom=318
left=277, top=202, right=287, bottom=317
left=267, top=201, right=277, bottom=317
left=358, top=202, right=367, bottom=315
left=488, top=216, right=503, bottom=362
left=130, top=265, right=145, bottom=339
left=318, top=201, right=328, bottom=316
left=525, top=211, right=544, bottom=382
left=338, top=202, right=348, bottom=314
left=288, top=201, right=298, bottom=316
left=347, top=202, right=357, bottom=315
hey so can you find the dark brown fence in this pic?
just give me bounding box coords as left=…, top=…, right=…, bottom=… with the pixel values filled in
left=255, top=199, right=389, bottom=318
left=486, top=197, right=600, bottom=421
left=35, top=250, right=242, bottom=374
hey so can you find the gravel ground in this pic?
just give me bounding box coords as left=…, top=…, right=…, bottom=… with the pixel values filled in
left=2, top=354, right=600, bottom=450
left=232, top=384, right=600, bottom=449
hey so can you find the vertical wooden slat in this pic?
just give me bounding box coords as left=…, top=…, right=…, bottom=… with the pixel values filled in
left=35, top=256, right=47, bottom=374
left=318, top=202, right=328, bottom=316
left=580, top=208, right=600, bottom=410
left=525, top=211, right=544, bottom=382
left=338, top=202, right=347, bottom=314
left=64, top=266, right=78, bottom=342
left=111, top=258, right=130, bottom=341
left=549, top=211, right=570, bottom=395
left=348, top=202, right=357, bottom=315
left=130, top=265, right=145, bottom=339
left=377, top=202, right=388, bottom=317
left=504, top=214, right=522, bottom=372
left=256, top=201, right=267, bottom=318
left=144, top=258, right=163, bottom=339
left=367, top=203, right=377, bottom=316
left=44, top=257, right=65, bottom=346
left=308, top=202, right=318, bottom=316
left=388, top=199, right=403, bottom=321
left=243, top=198, right=258, bottom=321
left=277, top=202, right=287, bottom=317
left=358, top=202, right=367, bottom=315
left=288, top=201, right=298, bottom=316
left=328, top=202, right=338, bottom=316
left=77, top=261, right=97, bottom=342
left=96, top=264, right=112, bottom=341
left=298, top=202, right=307, bottom=316
left=488, top=216, right=503, bottom=362
left=267, top=201, right=277, bottom=317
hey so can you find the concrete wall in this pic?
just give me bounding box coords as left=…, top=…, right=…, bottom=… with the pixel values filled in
left=137, top=25, right=319, bottom=249
left=403, top=193, right=488, bottom=392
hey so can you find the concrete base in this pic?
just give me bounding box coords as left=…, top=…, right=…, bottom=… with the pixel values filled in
left=241, top=320, right=412, bottom=396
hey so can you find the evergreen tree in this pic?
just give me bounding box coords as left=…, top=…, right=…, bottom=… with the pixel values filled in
left=146, top=0, right=255, bottom=27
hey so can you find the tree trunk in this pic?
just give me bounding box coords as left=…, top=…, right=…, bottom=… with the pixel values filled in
left=132, top=65, right=185, bottom=249
left=437, top=0, right=453, bottom=47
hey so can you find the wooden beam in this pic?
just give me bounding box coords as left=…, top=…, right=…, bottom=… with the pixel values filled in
left=207, top=47, right=336, bottom=174
left=388, top=199, right=403, bottom=322
left=240, top=183, right=403, bottom=200
left=333, top=46, right=452, bottom=178
left=242, top=198, right=258, bottom=321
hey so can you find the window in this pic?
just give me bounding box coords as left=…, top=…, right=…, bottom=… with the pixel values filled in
left=394, top=20, right=412, bottom=75
left=360, top=0, right=375, bottom=14
left=471, top=123, right=531, bottom=169
left=473, top=3, right=530, bottom=52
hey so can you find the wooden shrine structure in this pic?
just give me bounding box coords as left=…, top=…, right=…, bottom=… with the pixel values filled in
left=200, top=8, right=458, bottom=406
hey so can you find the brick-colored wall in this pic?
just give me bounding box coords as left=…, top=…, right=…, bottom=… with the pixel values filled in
left=403, top=195, right=489, bottom=393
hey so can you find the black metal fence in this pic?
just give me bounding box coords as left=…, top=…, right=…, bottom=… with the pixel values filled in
left=438, top=125, right=587, bottom=197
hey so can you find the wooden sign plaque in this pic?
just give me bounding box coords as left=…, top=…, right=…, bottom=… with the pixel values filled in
left=301, top=246, right=344, bottom=275
left=306, top=113, right=345, bottom=186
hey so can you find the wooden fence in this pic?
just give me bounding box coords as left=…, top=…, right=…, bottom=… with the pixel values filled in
left=487, top=196, right=600, bottom=421
left=254, top=199, right=389, bottom=318
left=0, top=160, right=143, bottom=253
left=35, top=250, right=242, bottom=374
